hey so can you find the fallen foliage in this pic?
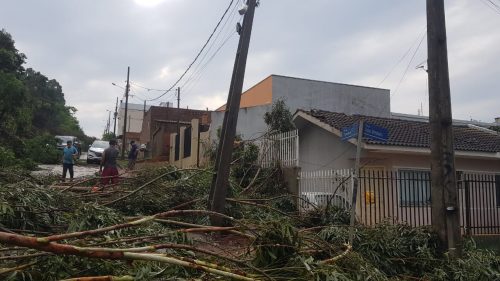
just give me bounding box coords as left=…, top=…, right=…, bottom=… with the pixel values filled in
left=1, top=165, right=499, bottom=280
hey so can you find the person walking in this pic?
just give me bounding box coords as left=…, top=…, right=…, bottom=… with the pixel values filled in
left=127, top=140, right=139, bottom=170
left=62, top=140, right=78, bottom=182
left=100, top=139, right=120, bottom=185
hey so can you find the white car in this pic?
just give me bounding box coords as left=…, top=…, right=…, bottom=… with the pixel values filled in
left=87, top=140, right=109, bottom=164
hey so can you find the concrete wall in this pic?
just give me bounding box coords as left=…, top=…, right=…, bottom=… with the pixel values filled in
left=210, top=104, right=272, bottom=141
left=217, top=76, right=273, bottom=111
left=298, top=124, right=358, bottom=172
left=272, top=75, right=390, bottom=118
left=118, top=103, right=149, bottom=134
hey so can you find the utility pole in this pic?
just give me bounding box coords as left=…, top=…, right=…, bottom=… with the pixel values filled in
left=121, top=67, right=130, bottom=159
left=106, top=110, right=111, bottom=134
left=209, top=0, right=257, bottom=226
left=113, top=97, right=118, bottom=137
left=427, top=0, right=461, bottom=257
left=348, top=120, right=364, bottom=245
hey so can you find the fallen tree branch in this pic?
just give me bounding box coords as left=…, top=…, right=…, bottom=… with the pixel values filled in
left=0, top=261, right=37, bottom=275
left=319, top=243, right=352, bottom=264
left=38, top=209, right=235, bottom=243
left=0, top=232, right=258, bottom=281
left=60, top=275, right=134, bottom=281
left=103, top=168, right=206, bottom=206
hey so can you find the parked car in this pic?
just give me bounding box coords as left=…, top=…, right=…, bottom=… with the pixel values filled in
left=55, top=135, right=81, bottom=156
left=87, top=140, right=109, bottom=164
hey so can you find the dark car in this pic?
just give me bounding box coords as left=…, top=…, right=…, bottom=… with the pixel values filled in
left=87, top=140, right=109, bottom=164
left=55, top=135, right=81, bottom=156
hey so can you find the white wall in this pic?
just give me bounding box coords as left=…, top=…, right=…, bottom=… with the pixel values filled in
left=118, top=103, right=149, bottom=134
left=298, top=124, right=358, bottom=172
left=210, top=105, right=272, bottom=141
left=272, top=75, right=390, bottom=118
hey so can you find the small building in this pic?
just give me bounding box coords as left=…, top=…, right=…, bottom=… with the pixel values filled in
left=169, top=119, right=211, bottom=168
left=291, top=109, right=500, bottom=234
left=139, top=106, right=211, bottom=160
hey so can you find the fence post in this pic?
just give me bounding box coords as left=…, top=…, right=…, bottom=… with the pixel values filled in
left=464, top=180, right=471, bottom=237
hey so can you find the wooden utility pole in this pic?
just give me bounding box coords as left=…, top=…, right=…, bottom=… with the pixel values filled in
left=427, top=0, right=461, bottom=257
left=113, top=97, right=118, bottom=137
left=209, top=0, right=257, bottom=226
left=121, top=66, right=130, bottom=159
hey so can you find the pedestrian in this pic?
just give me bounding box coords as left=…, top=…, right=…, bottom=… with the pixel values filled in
left=100, top=139, right=120, bottom=185
left=62, top=140, right=78, bottom=182
left=127, top=140, right=139, bottom=170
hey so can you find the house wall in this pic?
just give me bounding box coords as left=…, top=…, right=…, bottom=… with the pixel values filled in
left=170, top=119, right=211, bottom=168
left=140, top=106, right=210, bottom=158
left=363, top=151, right=500, bottom=173
left=211, top=75, right=390, bottom=146
left=272, top=75, right=391, bottom=118
left=118, top=103, right=149, bottom=134
left=210, top=104, right=272, bottom=141
left=298, top=124, right=358, bottom=172
left=216, top=76, right=272, bottom=111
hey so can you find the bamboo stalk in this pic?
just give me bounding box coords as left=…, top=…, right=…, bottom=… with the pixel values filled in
left=0, top=261, right=37, bottom=275
left=0, top=232, right=257, bottom=281
left=38, top=209, right=234, bottom=243
left=319, top=243, right=352, bottom=264
left=60, top=275, right=134, bottom=281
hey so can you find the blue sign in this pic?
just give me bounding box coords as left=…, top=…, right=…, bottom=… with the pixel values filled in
left=341, top=123, right=358, bottom=141
left=363, top=123, right=389, bottom=142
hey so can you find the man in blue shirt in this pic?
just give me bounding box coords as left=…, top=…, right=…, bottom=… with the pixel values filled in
left=62, top=140, right=78, bottom=182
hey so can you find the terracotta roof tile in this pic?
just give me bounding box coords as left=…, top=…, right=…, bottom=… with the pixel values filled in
left=301, top=110, right=500, bottom=153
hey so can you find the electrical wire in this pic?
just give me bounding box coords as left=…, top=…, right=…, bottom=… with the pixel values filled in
left=179, top=3, right=239, bottom=91
left=391, top=32, right=426, bottom=96
left=181, top=25, right=238, bottom=97
left=146, top=0, right=237, bottom=102
left=480, top=0, right=500, bottom=14
left=130, top=81, right=168, bottom=92
left=377, top=28, right=427, bottom=88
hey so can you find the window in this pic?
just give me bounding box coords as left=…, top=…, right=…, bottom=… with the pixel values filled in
left=398, top=170, right=431, bottom=206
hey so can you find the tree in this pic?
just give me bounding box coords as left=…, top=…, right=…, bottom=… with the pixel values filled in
left=263, top=99, right=296, bottom=133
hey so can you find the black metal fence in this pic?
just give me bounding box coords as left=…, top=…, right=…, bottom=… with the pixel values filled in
left=357, top=170, right=500, bottom=235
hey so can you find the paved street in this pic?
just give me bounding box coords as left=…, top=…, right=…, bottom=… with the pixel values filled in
left=31, top=152, right=100, bottom=178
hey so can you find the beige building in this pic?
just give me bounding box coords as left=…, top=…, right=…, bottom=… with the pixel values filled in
left=169, top=119, right=211, bottom=168
left=293, top=109, right=500, bottom=234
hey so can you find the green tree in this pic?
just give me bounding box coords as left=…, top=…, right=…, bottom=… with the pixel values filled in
left=0, top=29, right=89, bottom=167
left=0, top=30, right=31, bottom=144
left=263, top=99, right=296, bottom=133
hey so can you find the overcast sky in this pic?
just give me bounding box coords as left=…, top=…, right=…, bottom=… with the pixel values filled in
left=1, top=0, right=499, bottom=137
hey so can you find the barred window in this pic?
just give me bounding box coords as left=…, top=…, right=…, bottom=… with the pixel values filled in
left=398, top=170, right=431, bottom=206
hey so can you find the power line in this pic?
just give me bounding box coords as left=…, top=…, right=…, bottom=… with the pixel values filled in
left=392, top=32, right=426, bottom=96
left=377, top=28, right=427, bottom=87
left=480, top=0, right=500, bottom=14
left=146, top=0, right=237, bottom=102
left=182, top=26, right=238, bottom=97
left=180, top=2, right=240, bottom=93
left=130, top=81, right=168, bottom=92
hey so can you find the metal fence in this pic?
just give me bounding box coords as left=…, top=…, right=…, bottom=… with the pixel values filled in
left=298, top=169, right=353, bottom=212
left=298, top=169, right=500, bottom=235
left=258, top=130, right=299, bottom=168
